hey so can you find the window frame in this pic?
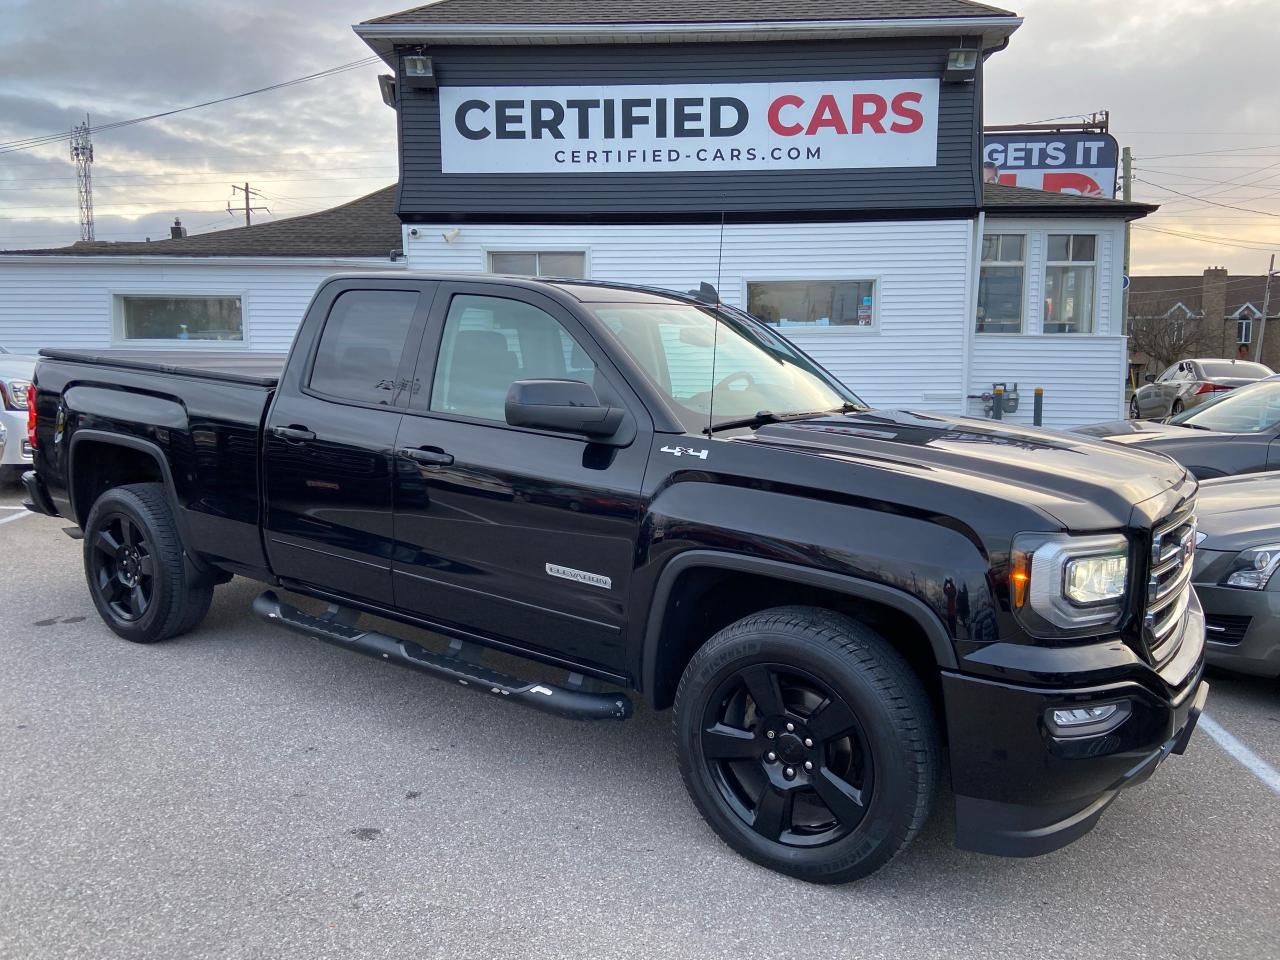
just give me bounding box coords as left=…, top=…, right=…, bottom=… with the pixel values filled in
left=742, top=276, right=881, bottom=334
left=111, top=291, right=249, bottom=348
left=975, top=232, right=1027, bottom=335
left=1238, top=315, right=1254, bottom=345
left=1042, top=233, right=1099, bottom=336
left=485, top=249, right=590, bottom=279
left=405, top=280, right=644, bottom=442
left=299, top=283, right=434, bottom=413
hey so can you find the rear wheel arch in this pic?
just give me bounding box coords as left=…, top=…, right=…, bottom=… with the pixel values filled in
left=640, top=551, right=957, bottom=711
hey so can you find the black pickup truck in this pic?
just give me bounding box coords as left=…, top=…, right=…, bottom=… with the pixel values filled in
left=24, top=274, right=1208, bottom=883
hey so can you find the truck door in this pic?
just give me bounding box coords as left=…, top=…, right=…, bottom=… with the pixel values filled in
left=264, top=280, right=434, bottom=606
left=391, top=282, right=649, bottom=675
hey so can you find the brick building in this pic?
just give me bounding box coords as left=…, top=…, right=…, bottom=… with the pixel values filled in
left=1128, top=267, right=1279, bottom=378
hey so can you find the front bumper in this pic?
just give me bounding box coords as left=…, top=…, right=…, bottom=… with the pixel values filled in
left=0, top=409, right=32, bottom=468
left=1195, top=582, right=1280, bottom=679
left=944, top=600, right=1208, bottom=858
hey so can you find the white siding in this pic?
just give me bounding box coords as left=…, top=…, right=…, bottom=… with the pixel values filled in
left=406, top=219, right=974, bottom=411
left=969, top=217, right=1129, bottom=428
left=0, top=258, right=402, bottom=354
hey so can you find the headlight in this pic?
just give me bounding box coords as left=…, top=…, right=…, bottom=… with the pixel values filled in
left=1011, top=533, right=1130, bottom=636
left=2, top=379, right=30, bottom=411
left=1223, top=543, right=1280, bottom=590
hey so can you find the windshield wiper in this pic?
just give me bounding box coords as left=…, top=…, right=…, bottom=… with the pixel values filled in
left=704, top=403, right=861, bottom=435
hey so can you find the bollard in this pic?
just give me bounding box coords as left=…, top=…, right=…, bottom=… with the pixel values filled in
left=1033, top=387, right=1044, bottom=427
left=992, top=386, right=1004, bottom=420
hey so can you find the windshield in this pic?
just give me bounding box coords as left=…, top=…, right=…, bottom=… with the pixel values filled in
left=1172, top=379, right=1280, bottom=433
left=590, top=301, right=863, bottom=431
left=1200, top=360, right=1271, bottom=379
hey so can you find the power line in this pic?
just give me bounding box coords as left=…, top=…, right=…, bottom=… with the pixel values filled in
left=0, top=57, right=380, bottom=157
left=1135, top=178, right=1280, bottom=218
left=1133, top=223, right=1279, bottom=252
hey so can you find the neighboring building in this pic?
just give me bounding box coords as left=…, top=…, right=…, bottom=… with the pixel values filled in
left=0, top=187, right=403, bottom=354
left=353, top=0, right=1154, bottom=427
left=1128, top=268, right=1280, bottom=378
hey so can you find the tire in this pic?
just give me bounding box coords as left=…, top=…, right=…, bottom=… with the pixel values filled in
left=674, top=606, right=939, bottom=884
left=83, top=483, right=214, bottom=644
left=0, top=466, right=24, bottom=488
left=1171, top=399, right=1185, bottom=416
left=1129, top=396, right=1140, bottom=419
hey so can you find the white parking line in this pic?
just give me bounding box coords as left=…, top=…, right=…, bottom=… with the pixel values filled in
left=0, top=509, right=32, bottom=526
left=1200, top=712, right=1280, bottom=797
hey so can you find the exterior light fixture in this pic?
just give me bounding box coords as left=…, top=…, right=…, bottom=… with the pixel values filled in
left=943, top=48, right=979, bottom=83
left=378, top=74, right=397, bottom=108
left=402, top=55, right=436, bottom=90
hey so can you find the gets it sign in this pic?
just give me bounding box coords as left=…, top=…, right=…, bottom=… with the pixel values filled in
left=439, top=79, right=939, bottom=174
left=983, top=132, right=1120, bottom=198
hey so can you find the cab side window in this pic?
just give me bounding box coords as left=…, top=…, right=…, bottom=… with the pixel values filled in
left=309, top=290, right=419, bottom=405
left=430, top=294, right=596, bottom=423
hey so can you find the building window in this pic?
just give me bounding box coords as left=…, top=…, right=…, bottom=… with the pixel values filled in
left=1238, top=316, right=1253, bottom=345
left=746, top=280, right=877, bottom=330
left=488, top=251, right=587, bottom=278
left=1043, top=234, right=1096, bottom=334
left=309, top=290, right=419, bottom=406
left=976, top=234, right=1025, bottom=334
left=116, top=295, right=243, bottom=342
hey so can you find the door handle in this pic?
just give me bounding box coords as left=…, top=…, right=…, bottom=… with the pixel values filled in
left=400, top=446, right=454, bottom=466
left=272, top=425, right=316, bottom=442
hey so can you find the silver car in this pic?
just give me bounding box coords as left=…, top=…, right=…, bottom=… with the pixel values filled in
left=1130, top=357, right=1272, bottom=420
left=0, top=345, right=36, bottom=485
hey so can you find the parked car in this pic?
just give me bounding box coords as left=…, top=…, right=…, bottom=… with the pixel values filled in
left=0, top=344, right=36, bottom=485
left=24, top=273, right=1208, bottom=883
left=1193, top=473, right=1280, bottom=678
left=1079, top=377, right=1280, bottom=478
left=1130, top=358, right=1272, bottom=420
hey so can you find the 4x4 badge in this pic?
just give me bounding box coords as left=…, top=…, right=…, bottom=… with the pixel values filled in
left=661, top=445, right=709, bottom=460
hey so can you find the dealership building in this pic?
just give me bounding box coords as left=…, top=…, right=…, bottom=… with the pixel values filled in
left=0, top=0, right=1154, bottom=428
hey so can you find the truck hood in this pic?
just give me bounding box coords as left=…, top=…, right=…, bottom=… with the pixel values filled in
left=1195, top=474, right=1280, bottom=551
left=740, top=409, right=1189, bottom=530
left=1074, top=419, right=1231, bottom=443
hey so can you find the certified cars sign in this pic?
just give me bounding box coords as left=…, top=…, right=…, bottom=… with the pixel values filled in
left=440, top=79, right=939, bottom=174
left=983, top=132, right=1120, bottom=198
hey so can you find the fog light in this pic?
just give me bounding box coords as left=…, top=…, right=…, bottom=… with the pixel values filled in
left=1046, top=701, right=1130, bottom=737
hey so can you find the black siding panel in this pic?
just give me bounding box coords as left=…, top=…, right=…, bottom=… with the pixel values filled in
left=397, top=38, right=981, bottom=223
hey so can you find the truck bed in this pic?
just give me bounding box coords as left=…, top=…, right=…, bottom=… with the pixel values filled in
left=38, top=349, right=285, bottom=387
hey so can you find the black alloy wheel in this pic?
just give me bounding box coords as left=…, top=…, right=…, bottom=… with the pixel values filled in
left=675, top=607, right=939, bottom=884
left=89, top=512, right=155, bottom=622
left=82, top=483, right=214, bottom=643
left=1129, top=396, right=1140, bottom=419
left=700, top=663, right=874, bottom=847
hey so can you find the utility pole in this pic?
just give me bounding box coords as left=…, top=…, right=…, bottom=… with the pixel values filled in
left=1121, top=145, right=1132, bottom=336
left=70, top=115, right=95, bottom=241
left=1257, top=253, right=1276, bottom=364
left=227, top=182, right=269, bottom=226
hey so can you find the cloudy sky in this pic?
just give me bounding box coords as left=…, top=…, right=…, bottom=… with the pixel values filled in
left=1, top=0, right=1277, bottom=275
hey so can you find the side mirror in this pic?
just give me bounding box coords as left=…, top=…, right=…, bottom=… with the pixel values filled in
left=1144, top=374, right=1157, bottom=383
left=505, top=379, right=625, bottom=440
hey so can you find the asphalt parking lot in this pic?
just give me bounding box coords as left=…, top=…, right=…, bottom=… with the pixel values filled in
left=1, top=488, right=1277, bottom=960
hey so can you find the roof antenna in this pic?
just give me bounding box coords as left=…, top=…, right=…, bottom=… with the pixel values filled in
left=705, top=203, right=727, bottom=437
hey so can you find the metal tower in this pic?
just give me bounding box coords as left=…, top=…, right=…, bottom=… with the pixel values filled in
left=70, top=115, right=95, bottom=241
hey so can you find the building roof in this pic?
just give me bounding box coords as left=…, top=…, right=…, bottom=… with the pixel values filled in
left=2, top=186, right=400, bottom=259
left=2, top=181, right=1152, bottom=260
left=1129, top=274, right=1278, bottom=319
left=981, top=182, right=1156, bottom=220
left=364, top=1, right=1018, bottom=26
left=356, top=0, right=1021, bottom=54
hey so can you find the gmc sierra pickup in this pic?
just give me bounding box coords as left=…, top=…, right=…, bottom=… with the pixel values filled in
left=24, top=274, right=1208, bottom=883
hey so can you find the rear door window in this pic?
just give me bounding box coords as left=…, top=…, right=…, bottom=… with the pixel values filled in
left=309, top=290, right=419, bottom=405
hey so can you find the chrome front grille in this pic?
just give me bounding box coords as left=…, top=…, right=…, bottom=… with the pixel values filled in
left=1144, top=501, right=1197, bottom=663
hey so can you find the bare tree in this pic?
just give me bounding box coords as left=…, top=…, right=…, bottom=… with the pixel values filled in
left=1126, top=296, right=1212, bottom=370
